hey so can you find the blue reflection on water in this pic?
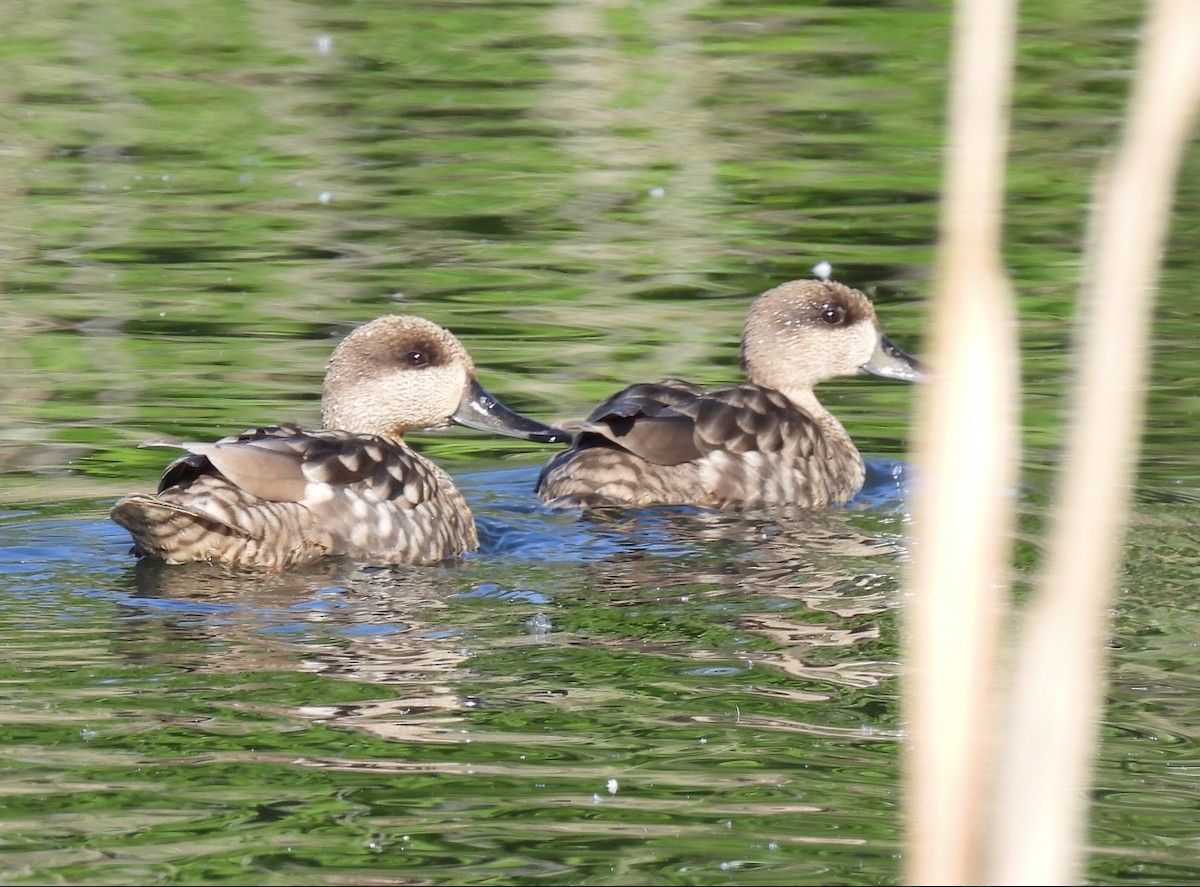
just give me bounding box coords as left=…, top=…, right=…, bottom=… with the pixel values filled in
left=0, top=457, right=917, bottom=636
left=465, top=459, right=915, bottom=563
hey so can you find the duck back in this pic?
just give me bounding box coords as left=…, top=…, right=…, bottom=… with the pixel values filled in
left=536, top=380, right=865, bottom=510
left=111, top=425, right=478, bottom=570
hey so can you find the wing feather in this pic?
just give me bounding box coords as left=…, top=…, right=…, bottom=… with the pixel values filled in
left=153, top=426, right=439, bottom=508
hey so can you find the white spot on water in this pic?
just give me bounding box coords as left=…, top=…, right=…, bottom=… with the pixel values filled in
left=526, top=612, right=552, bottom=639
left=606, top=778, right=618, bottom=794
left=318, top=190, right=332, bottom=204
left=315, top=34, right=333, bottom=55
left=813, top=260, right=833, bottom=280
left=648, top=186, right=665, bottom=198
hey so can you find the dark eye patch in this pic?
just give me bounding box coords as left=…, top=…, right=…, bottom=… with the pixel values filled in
left=404, top=350, right=429, bottom=368
left=819, top=303, right=848, bottom=325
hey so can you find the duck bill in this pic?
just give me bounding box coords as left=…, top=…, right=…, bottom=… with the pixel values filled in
left=861, top=332, right=926, bottom=382
left=452, top=378, right=569, bottom=444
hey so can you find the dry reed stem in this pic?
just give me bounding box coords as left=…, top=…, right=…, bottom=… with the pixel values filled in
left=903, top=0, right=1019, bottom=881
left=987, top=1, right=1200, bottom=882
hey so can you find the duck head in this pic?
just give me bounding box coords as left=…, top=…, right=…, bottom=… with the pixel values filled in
left=739, top=279, right=924, bottom=396
left=321, top=315, right=567, bottom=444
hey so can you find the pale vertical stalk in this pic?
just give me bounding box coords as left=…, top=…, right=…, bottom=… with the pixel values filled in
left=903, top=0, right=1019, bottom=881
left=988, top=2, right=1200, bottom=882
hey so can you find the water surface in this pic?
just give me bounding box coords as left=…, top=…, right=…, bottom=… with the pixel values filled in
left=2, top=0, right=1198, bottom=884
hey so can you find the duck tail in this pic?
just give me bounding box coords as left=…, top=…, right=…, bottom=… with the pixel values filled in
left=110, top=494, right=250, bottom=562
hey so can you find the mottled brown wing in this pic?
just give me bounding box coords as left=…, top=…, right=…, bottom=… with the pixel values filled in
left=690, top=384, right=824, bottom=460
left=155, top=423, right=306, bottom=494
left=158, top=425, right=440, bottom=508
left=576, top=381, right=827, bottom=465
left=538, top=381, right=862, bottom=509
left=584, top=379, right=706, bottom=419
left=574, top=379, right=708, bottom=466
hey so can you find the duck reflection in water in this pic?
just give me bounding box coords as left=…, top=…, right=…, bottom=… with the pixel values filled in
left=120, top=556, right=485, bottom=743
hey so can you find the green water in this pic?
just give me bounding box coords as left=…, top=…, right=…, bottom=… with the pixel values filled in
left=1, top=0, right=1198, bottom=884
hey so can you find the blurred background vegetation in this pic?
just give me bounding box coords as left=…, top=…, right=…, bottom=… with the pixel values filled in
left=3, top=0, right=1194, bottom=510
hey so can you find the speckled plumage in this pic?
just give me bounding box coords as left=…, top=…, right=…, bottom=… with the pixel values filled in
left=111, top=316, right=566, bottom=570
left=536, top=279, right=924, bottom=510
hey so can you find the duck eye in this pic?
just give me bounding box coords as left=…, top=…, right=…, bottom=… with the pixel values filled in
left=820, top=304, right=847, bottom=325
left=403, top=350, right=429, bottom=368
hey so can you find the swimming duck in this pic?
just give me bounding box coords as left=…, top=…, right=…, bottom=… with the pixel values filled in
left=535, top=278, right=923, bottom=510
left=111, top=315, right=567, bottom=570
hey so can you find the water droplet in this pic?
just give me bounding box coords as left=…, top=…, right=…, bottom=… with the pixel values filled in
left=526, top=612, right=552, bottom=639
